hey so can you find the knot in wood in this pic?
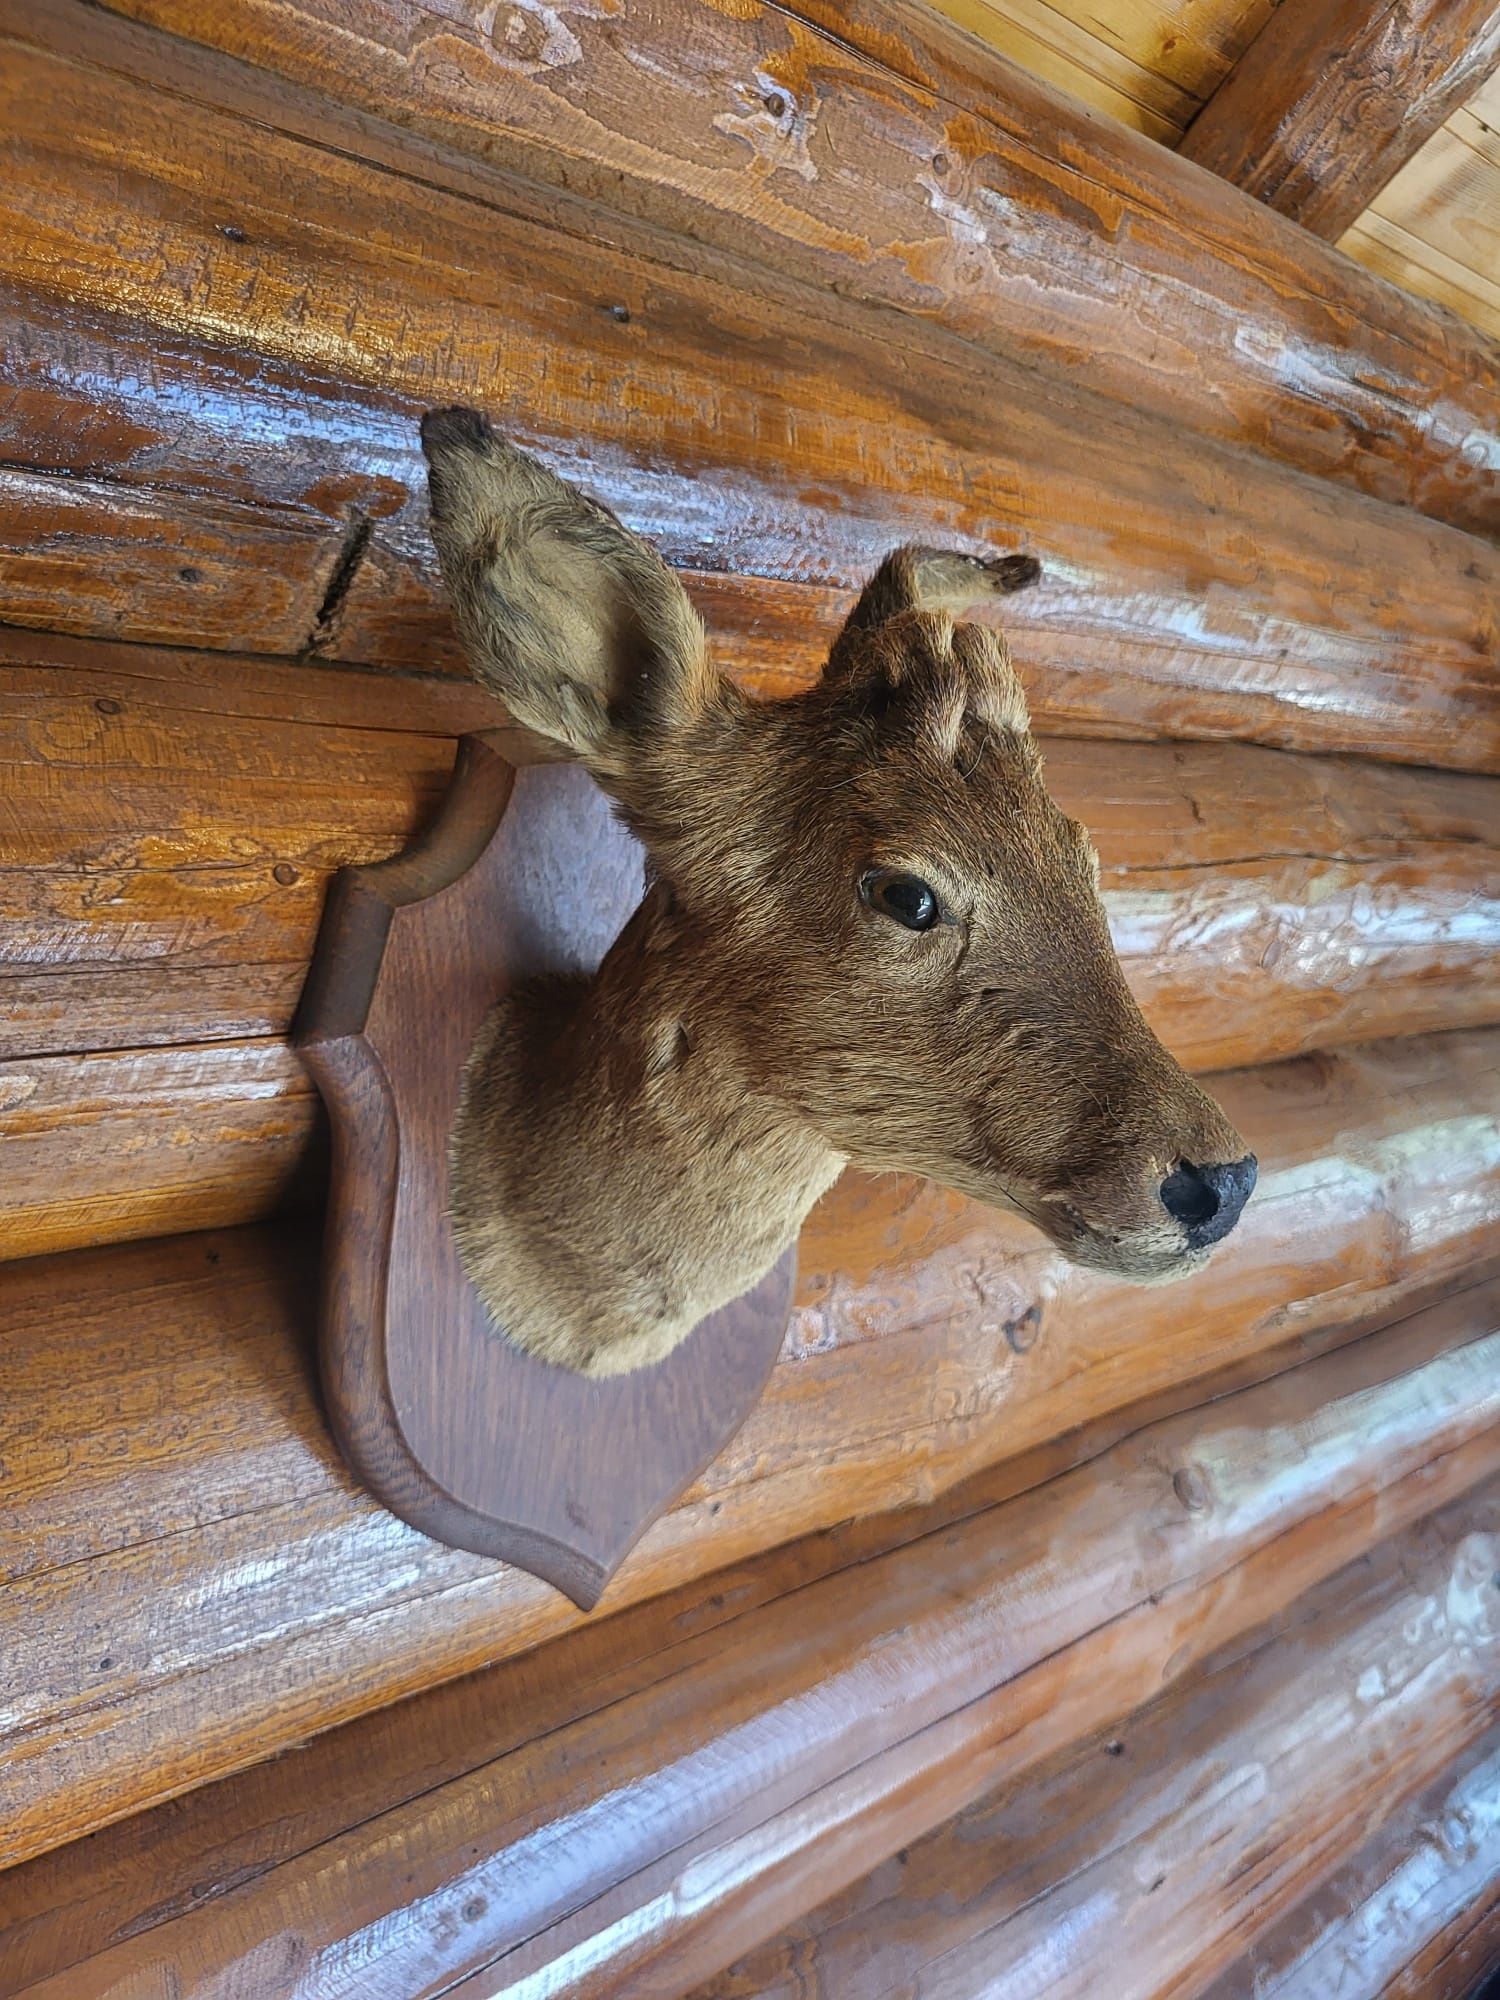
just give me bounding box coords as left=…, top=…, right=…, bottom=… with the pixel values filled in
left=1004, top=1303, right=1042, bottom=1354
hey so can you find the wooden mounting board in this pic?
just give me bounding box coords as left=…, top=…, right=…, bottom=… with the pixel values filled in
left=295, top=735, right=796, bottom=1610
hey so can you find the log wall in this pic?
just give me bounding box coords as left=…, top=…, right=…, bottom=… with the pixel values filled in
left=686, top=1488, right=1500, bottom=2000
left=4, top=1303, right=1498, bottom=1994
left=1, top=0, right=1498, bottom=1988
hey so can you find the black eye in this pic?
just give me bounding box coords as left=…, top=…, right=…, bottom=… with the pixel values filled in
left=861, top=868, right=942, bottom=932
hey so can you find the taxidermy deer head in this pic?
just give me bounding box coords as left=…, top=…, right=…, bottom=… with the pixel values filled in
left=421, top=408, right=1257, bottom=1376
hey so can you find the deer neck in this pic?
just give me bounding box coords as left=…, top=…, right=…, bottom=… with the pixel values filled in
left=450, top=891, right=843, bottom=1377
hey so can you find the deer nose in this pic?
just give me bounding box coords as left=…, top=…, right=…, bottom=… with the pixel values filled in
left=1159, top=1155, right=1257, bottom=1249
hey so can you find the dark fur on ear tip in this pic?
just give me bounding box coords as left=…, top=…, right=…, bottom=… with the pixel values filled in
left=986, top=552, right=1043, bottom=592
left=420, top=405, right=494, bottom=459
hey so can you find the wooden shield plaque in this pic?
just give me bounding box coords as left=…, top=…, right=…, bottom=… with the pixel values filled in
left=296, top=734, right=796, bottom=1610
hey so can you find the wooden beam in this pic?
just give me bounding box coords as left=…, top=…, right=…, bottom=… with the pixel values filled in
left=2, top=1299, right=1497, bottom=1990
left=1200, top=1738, right=1500, bottom=2000
left=679, top=1489, right=1500, bottom=2000
left=1, top=19, right=1499, bottom=773
left=0, top=1026, right=1497, bottom=1865
left=1181, top=0, right=1500, bottom=240
left=66, top=0, right=1500, bottom=539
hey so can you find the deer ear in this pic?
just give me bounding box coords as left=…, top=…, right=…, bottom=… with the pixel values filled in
left=421, top=408, right=718, bottom=776
left=826, top=543, right=1041, bottom=681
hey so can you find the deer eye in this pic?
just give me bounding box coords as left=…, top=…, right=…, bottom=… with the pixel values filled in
left=861, top=868, right=942, bottom=932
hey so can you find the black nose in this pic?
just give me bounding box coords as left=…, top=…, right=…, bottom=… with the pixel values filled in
left=1160, top=1155, right=1257, bottom=1249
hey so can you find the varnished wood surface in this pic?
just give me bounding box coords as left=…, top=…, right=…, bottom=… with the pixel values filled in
left=301, top=746, right=797, bottom=1600
left=1200, top=1734, right=1500, bottom=1999
left=0, top=631, right=495, bottom=1061
left=0, top=463, right=340, bottom=659
left=685, top=1486, right=1500, bottom=2000
left=6, top=625, right=1498, bottom=1262
left=3, top=618, right=1497, bottom=1080
left=72, top=0, right=1500, bottom=539
left=925, top=0, right=1272, bottom=140
left=1180, top=0, right=1500, bottom=240
left=0, top=1040, right=317, bottom=1259
left=2, top=1290, right=1497, bottom=1991
left=1342, top=69, right=1500, bottom=346
left=0, top=0, right=1496, bottom=1961
left=3, top=14, right=1500, bottom=776
left=0, top=1023, right=1497, bottom=1867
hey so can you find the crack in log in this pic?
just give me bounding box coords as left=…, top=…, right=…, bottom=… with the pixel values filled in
left=302, top=512, right=372, bottom=655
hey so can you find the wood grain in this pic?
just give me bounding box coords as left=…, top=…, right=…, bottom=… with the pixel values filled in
left=1181, top=0, right=1500, bottom=240
left=0, top=628, right=497, bottom=1060
left=924, top=0, right=1274, bottom=140
left=4, top=620, right=1497, bottom=1265
left=1200, top=1735, right=1500, bottom=1999
left=685, top=1487, right=1500, bottom=2000
left=0, top=1025, right=1497, bottom=1867
left=0, top=1039, right=318, bottom=1258
left=77, top=0, right=1500, bottom=538
left=2, top=15, right=1499, bottom=774
left=2, top=1293, right=1497, bottom=1992
left=0, top=464, right=339, bottom=657
left=2, top=720, right=1497, bottom=1259
left=4, top=628, right=1496, bottom=1059
left=1341, top=70, right=1500, bottom=347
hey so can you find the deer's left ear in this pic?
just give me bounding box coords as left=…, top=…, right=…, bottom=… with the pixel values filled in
left=826, top=543, right=1041, bottom=678
left=421, top=408, right=722, bottom=777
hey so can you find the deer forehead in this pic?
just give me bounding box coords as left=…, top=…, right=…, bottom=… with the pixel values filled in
left=857, top=610, right=1030, bottom=741
left=837, top=729, right=1083, bottom=873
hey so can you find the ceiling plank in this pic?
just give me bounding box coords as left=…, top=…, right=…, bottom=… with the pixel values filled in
left=1179, top=0, right=1500, bottom=239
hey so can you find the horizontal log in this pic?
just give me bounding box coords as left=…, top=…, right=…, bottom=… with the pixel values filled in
left=0, top=464, right=339, bottom=658
left=0, top=1041, right=317, bottom=1259
left=5, top=625, right=1496, bottom=1260
left=3, top=1307, right=1496, bottom=1990
left=1057, top=736, right=1500, bottom=1073
left=4, top=626, right=1495, bottom=1081
left=2, top=708, right=1498, bottom=1262
left=0, top=631, right=465, bottom=1065
left=684, top=1486, right=1500, bottom=2000
left=1, top=1020, right=1497, bottom=1862
left=82, top=0, right=1500, bottom=537
left=1180, top=0, right=1500, bottom=241
left=3, top=17, right=1499, bottom=772
left=1200, top=1738, right=1500, bottom=2000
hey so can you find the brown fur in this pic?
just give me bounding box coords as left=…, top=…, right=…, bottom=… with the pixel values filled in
left=423, top=409, right=1254, bottom=1376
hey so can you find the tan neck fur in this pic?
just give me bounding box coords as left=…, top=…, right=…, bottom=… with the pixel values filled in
left=450, top=892, right=844, bottom=1376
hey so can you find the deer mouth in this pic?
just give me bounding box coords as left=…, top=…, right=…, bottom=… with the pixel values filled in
left=1010, top=1194, right=1219, bottom=1285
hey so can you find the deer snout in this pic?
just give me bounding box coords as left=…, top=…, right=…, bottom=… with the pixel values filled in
left=1159, top=1154, right=1258, bottom=1250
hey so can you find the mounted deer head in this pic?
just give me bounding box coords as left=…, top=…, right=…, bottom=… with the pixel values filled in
left=422, top=408, right=1257, bottom=1376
